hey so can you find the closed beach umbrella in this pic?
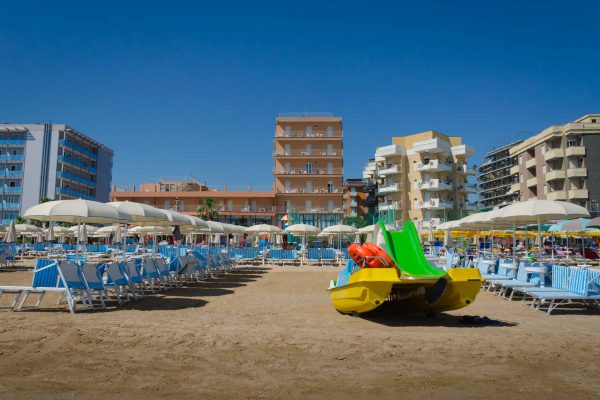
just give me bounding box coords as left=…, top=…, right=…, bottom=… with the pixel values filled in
left=5, top=220, right=17, bottom=243
left=46, top=224, right=56, bottom=241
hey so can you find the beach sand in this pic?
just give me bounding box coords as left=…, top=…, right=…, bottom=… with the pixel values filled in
left=0, top=262, right=599, bottom=399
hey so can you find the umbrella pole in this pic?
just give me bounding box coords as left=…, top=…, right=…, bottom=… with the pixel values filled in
left=76, top=221, right=81, bottom=265
left=525, top=229, right=528, bottom=257
left=538, top=216, right=542, bottom=262
left=512, top=221, right=516, bottom=266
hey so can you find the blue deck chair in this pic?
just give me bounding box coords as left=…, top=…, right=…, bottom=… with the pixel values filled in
left=242, top=248, right=258, bottom=265
left=152, top=257, right=179, bottom=287
left=498, top=263, right=548, bottom=300
left=80, top=263, right=108, bottom=308
left=481, top=259, right=517, bottom=290
left=307, top=248, right=321, bottom=265
left=321, top=248, right=336, bottom=266
left=120, top=260, right=148, bottom=296
left=0, top=259, right=63, bottom=311
left=282, top=250, right=298, bottom=266
left=105, top=261, right=136, bottom=302
left=141, top=258, right=163, bottom=292
left=526, top=267, right=600, bottom=314
left=268, top=249, right=283, bottom=265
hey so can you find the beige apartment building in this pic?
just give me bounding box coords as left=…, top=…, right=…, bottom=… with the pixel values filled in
left=510, top=114, right=600, bottom=210
left=370, top=131, right=476, bottom=229
left=273, top=113, right=344, bottom=227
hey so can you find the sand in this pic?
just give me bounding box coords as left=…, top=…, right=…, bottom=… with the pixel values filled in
left=0, top=261, right=599, bottom=400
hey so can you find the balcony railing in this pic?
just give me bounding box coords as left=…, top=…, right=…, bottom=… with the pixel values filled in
left=0, top=155, right=25, bottom=162
left=59, top=139, right=98, bottom=159
left=0, top=140, right=26, bottom=146
left=0, top=202, right=20, bottom=210
left=273, top=149, right=342, bottom=158
left=415, top=160, right=452, bottom=172
left=414, top=179, right=453, bottom=191
left=58, top=155, right=97, bottom=174
left=273, top=168, right=342, bottom=176
left=378, top=183, right=401, bottom=194
left=377, top=165, right=400, bottom=176
left=277, top=188, right=341, bottom=194
left=57, top=171, right=96, bottom=188
left=176, top=205, right=279, bottom=214
left=56, top=187, right=94, bottom=200
left=0, top=170, right=23, bottom=178
left=379, top=201, right=400, bottom=211
left=1, top=187, right=22, bottom=194
left=411, top=138, right=452, bottom=154
left=275, top=131, right=342, bottom=138
left=414, top=199, right=453, bottom=209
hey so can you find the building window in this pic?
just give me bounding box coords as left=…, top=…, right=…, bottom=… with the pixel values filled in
left=327, top=126, right=333, bottom=137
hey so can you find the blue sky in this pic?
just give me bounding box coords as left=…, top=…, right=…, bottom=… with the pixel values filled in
left=1, top=1, right=599, bottom=188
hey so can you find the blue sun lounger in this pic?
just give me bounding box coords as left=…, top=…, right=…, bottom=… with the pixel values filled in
left=524, top=267, right=600, bottom=314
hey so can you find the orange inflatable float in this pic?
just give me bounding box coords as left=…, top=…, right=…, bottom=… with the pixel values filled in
left=348, top=242, right=395, bottom=268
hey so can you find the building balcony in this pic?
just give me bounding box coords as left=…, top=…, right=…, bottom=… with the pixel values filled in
left=546, top=191, right=567, bottom=201
left=415, top=159, right=452, bottom=172
left=275, top=131, right=342, bottom=139
left=421, top=218, right=442, bottom=229
left=285, top=207, right=344, bottom=214
left=349, top=191, right=357, bottom=197
left=526, top=177, right=537, bottom=188
left=375, top=144, right=405, bottom=158
left=546, top=170, right=566, bottom=181
left=565, top=146, right=585, bottom=157
left=414, top=179, right=453, bottom=191
left=543, top=148, right=565, bottom=161
left=510, top=165, right=519, bottom=175
left=0, top=140, right=26, bottom=146
left=57, top=171, right=97, bottom=188
left=458, top=164, right=476, bottom=175
left=511, top=183, right=521, bottom=193
left=58, top=155, right=97, bottom=174
left=463, top=201, right=478, bottom=211
left=377, top=164, right=401, bottom=176
left=378, top=183, right=401, bottom=194
left=414, top=198, right=453, bottom=210
left=459, top=184, right=477, bottom=193
left=379, top=201, right=401, bottom=211
left=278, top=188, right=341, bottom=195
left=0, top=155, right=25, bottom=162
left=525, top=158, right=537, bottom=169
left=59, top=140, right=98, bottom=160
left=567, top=167, right=587, bottom=178
left=349, top=200, right=358, bottom=207
left=272, top=149, right=342, bottom=158
left=273, top=168, right=342, bottom=176
left=411, top=138, right=451, bottom=154
left=451, top=144, right=474, bottom=158
left=56, top=187, right=94, bottom=200
left=348, top=211, right=358, bottom=218
left=0, top=203, right=21, bottom=211
left=0, top=170, right=23, bottom=178
left=1, top=187, right=22, bottom=194
left=568, top=189, right=588, bottom=199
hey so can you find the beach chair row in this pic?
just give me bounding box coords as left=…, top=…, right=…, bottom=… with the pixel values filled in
left=475, top=258, right=600, bottom=314
left=0, top=252, right=237, bottom=313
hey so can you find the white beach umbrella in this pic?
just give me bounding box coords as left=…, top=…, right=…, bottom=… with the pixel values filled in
left=207, top=221, right=225, bottom=233
left=15, top=224, right=43, bottom=235
left=106, top=201, right=167, bottom=224
left=357, top=223, right=396, bottom=234
left=493, top=200, right=590, bottom=261
left=185, top=215, right=210, bottom=231
left=285, top=223, right=320, bottom=235
left=156, top=209, right=191, bottom=226
left=246, top=224, right=282, bottom=235
left=5, top=220, right=17, bottom=243
left=24, top=199, right=131, bottom=262
left=129, top=225, right=172, bottom=235
left=321, top=224, right=358, bottom=235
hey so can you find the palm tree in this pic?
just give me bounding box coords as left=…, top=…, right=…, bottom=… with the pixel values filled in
left=196, top=197, right=219, bottom=221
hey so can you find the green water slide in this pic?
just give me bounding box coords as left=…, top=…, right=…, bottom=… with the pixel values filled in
left=379, top=221, right=447, bottom=278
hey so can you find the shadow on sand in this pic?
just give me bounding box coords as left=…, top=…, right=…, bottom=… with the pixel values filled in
left=359, top=304, right=518, bottom=328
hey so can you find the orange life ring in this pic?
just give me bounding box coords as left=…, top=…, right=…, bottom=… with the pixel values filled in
left=348, top=244, right=374, bottom=267
left=362, top=242, right=395, bottom=268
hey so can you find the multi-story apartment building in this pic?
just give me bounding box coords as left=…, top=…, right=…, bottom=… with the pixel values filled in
left=477, top=140, right=522, bottom=209
left=510, top=114, right=600, bottom=209
left=369, top=131, right=476, bottom=229
left=0, top=123, right=113, bottom=224
left=111, top=180, right=276, bottom=225
left=273, top=113, right=344, bottom=228
left=342, top=179, right=368, bottom=220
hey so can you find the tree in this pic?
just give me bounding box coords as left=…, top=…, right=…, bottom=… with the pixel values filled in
left=196, top=197, right=219, bottom=221
left=39, top=197, right=53, bottom=203
left=16, top=216, right=25, bottom=224
left=344, top=216, right=369, bottom=228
